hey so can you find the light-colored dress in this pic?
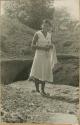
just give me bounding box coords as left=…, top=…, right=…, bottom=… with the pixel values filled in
left=29, top=30, right=57, bottom=83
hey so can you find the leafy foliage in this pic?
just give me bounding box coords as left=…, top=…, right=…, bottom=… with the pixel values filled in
left=3, top=0, right=54, bottom=29
left=1, top=1, right=80, bottom=58
left=52, top=8, right=80, bottom=55
left=0, top=16, right=35, bottom=58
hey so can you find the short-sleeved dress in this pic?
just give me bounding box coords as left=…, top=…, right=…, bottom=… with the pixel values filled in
left=29, top=30, right=57, bottom=83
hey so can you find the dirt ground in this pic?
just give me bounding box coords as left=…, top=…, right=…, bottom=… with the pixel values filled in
left=1, top=80, right=79, bottom=123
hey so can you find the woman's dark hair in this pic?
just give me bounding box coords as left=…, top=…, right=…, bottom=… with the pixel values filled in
left=42, top=19, right=52, bottom=27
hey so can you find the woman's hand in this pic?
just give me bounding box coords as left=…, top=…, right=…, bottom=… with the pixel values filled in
left=33, top=45, right=47, bottom=51
left=45, top=44, right=53, bottom=50
left=46, top=45, right=50, bottom=49
left=32, top=45, right=51, bottom=51
left=47, top=44, right=53, bottom=49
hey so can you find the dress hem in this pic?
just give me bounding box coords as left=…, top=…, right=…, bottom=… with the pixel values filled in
left=28, top=76, right=53, bottom=84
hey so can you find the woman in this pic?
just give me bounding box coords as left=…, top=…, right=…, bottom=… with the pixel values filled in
left=29, top=19, right=57, bottom=95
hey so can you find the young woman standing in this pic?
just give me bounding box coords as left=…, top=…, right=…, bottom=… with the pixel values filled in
left=29, top=19, right=57, bottom=95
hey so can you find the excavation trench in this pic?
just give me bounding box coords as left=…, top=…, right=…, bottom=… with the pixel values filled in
left=1, top=55, right=79, bottom=86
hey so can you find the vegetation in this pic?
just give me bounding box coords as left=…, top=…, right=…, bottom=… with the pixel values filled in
left=0, top=16, right=35, bottom=58
left=3, top=0, right=54, bottom=29
left=52, top=9, right=80, bottom=55
left=1, top=0, right=80, bottom=58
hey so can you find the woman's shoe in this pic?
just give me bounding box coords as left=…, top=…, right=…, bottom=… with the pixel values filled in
left=41, top=91, right=50, bottom=97
left=36, top=90, right=40, bottom=93
left=41, top=91, right=47, bottom=96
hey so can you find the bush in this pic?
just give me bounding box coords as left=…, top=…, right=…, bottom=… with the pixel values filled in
left=3, top=0, right=54, bottom=30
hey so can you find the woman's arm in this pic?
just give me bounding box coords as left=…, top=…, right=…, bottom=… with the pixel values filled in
left=31, top=33, right=38, bottom=49
left=50, top=34, right=53, bottom=48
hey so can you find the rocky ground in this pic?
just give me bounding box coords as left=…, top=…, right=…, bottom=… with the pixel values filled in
left=1, top=80, right=79, bottom=123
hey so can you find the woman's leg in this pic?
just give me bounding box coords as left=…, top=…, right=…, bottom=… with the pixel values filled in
left=35, top=80, right=40, bottom=92
left=41, top=82, right=46, bottom=94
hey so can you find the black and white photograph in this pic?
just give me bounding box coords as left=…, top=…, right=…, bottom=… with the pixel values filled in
left=0, top=0, right=80, bottom=124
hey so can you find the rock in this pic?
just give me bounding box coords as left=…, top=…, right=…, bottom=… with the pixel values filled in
left=47, top=113, right=79, bottom=124
left=10, top=112, right=27, bottom=123
left=29, top=103, right=34, bottom=106
left=62, top=89, right=70, bottom=94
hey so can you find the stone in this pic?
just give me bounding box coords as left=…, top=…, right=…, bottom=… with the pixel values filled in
left=47, top=113, right=79, bottom=124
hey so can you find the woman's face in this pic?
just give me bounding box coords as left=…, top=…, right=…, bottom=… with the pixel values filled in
left=42, top=23, right=51, bottom=32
